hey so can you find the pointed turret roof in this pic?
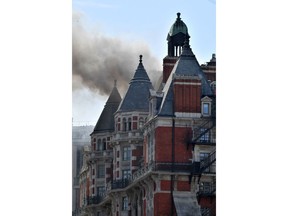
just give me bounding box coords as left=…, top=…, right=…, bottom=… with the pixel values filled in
left=92, top=82, right=122, bottom=133
left=158, top=39, right=213, bottom=116
left=117, top=55, right=154, bottom=112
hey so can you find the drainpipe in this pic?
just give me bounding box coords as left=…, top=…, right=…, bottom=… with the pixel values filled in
left=171, top=79, right=175, bottom=216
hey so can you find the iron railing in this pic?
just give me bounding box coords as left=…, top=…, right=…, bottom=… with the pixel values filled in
left=109, top=161, right=193, bottom=190
left=87, top=195, right=105, bottom=205
left=198, top=183, right=216, bottom=196
left=200, top=151, right=216, bottom=172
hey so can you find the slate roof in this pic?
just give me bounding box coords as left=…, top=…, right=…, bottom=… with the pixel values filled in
left=117, top=55, right=154, bottom=113
left=92, top=84, right=122, bottom=133
left=158, top=40, right=214, bottom=116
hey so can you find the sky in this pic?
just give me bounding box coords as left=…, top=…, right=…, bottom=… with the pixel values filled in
left=72, top=0, right=216, bottom=126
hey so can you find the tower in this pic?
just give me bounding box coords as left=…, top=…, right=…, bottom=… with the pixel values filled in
left=162, top=13, right=190, bottom=84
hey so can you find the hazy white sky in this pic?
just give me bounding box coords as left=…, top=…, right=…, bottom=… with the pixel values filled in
left=72, top=0, right=215, bottom=126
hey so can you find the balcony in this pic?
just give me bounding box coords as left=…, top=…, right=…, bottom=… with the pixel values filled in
left=111, top=178, right=130, bottom=190
left=198, top=182, right=216, bottom=196
left=88, top=150, right=113, bottom=162
left=87, top=195, right=105, bottom=205
left=112, top=131, right=143, bottom=142
left=108, top=161, right=193, bottom=190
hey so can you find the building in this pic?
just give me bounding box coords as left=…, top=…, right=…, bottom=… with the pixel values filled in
left=72, top=125, right=95, bottom=216
left=77, top=13, right=216, bottom=216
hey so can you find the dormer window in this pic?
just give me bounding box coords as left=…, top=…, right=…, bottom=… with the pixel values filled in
left=201, top=96, right=212, bottom=117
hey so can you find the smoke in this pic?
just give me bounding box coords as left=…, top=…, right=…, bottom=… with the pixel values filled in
left=72, top=12, right=162, bottom=96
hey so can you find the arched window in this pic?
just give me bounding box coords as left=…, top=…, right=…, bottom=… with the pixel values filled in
left=93, top=138, right=96, bottom=151
left=123, top=118, right=127, bottom=131
left=97, top=139, right=102, bottom=151
left=102, top=138, right=106, bottom=150
left=128, top=118, right=132, bottom=131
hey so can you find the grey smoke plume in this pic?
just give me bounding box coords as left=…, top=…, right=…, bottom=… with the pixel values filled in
left=73, top=12, right=162, bottom=96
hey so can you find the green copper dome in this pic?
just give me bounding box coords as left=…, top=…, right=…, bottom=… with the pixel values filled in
left=168, top=13, right=188, bottom=36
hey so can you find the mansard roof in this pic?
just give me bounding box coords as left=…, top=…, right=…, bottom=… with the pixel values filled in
left=158, top=40, right=213, bottom=116
left=117, top=55, right=154, bottom=113
left=92, top=84, right=122, bottom=133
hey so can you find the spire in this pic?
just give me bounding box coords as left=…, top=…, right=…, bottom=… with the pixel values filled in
left=107, top=80, right=122, bottom=103
left=117, top=55, right=154, bottom=112
left=130, top=55, right=151, bottom=83
left=93, top=82, right=122, bottom=133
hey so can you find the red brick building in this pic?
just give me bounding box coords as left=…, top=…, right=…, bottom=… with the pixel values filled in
left=77, top=13, right=216, bottom=216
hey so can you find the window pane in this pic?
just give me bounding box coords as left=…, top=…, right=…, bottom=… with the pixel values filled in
left=122, top=147, right=131, bottom=161
left=122, top=196, right=128, bottom=210
left=203, top=103, right=209, bottom=114
left=122, top=169, right=131, bottom=179
left=97, top=165, right=105, bottom=178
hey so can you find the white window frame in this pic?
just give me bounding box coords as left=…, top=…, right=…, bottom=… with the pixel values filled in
left=201, top=96, right=212, bottom=116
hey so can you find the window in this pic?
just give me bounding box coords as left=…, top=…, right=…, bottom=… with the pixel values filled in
left=92, top=169, right=95, bottom=176
left=102, top=138, right=106, bottom=150
left=128, top=118, right=132, bottom=131
left=97, top=139, right=102, bottom=151
left=122, top=196, right=128, bottom=210
left=199, top=128, right=209, bottom=142
left=123, top=118, right=127, bottom=131
left=97, top=186, right=105, bottom=196
left=122, top=169, right=131, bottom=179
left=122, top=147, right=131, bottom=161
left=200, top=152, right=209, bottom=161
left=203, top=103, right=210, bottom=115
left=139, top=117, right=144, bottom=128
left=200, top=182, right=212, bottom=194
left=199, top=152, right=211, bottom=172
left=97, top=164, right=105, bottom=178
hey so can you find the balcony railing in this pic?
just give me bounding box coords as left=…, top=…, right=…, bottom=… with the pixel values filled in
left=190, top=151, right=216, bottom=179
left=112, top=131, right=143, bottom=141
left=198, top=183, right=216, bottom=196
left=200, top=151, right=216, bottom=172
left=88, top=150, right=113, bottom=162
left=108, top=161, right=193, bottom=190
left=87, top=195, right=105, bottom=205
left=111, top=178, right=130, bottom=190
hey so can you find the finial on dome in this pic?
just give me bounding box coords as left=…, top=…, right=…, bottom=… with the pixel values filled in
left=177, top=12, right=181, bottom=19
left=139, top=55, right=143, bottom=63
left=114, top=79, right=117, bottom=87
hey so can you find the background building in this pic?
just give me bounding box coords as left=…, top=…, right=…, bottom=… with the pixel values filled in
left=72, top=125, right=94, bottom=216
